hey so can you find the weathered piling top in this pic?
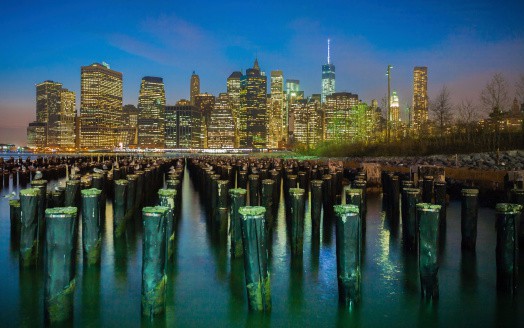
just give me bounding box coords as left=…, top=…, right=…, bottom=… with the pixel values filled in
left=31, top=179, right=48, bottom=186
left=289, top=188, right=305, bottom=196
left=9, top=199, right=20, bottom=207
left=345, top=188, right=363, bottom=196
left=495, top=203, right=523, bottom=214
left=81, top=188, right=102, bottom=197
left=20, top=188, right=41, bottom=197
left=142, top=206, right=170, bottom=218
left=45, top=207, right=78, bottom=217
left=66, top=179, right=80, bottom=185
left=239, top=206, right=266, bottom=218
left=403, top=187, right=421, bottom=194
left=416, top=203, right=442, bottom=212
left=311, top=180, right=323, bottom=187
left=333, top=204, right=360, bottom=216
left=126, top=174, right=138, bottom=181
left=158, top=189, right=177, bottom=197
left=230, top=188, right=247, bottom=196
left=115, top=179, right=129, bottom=186
left=461, top=189, right=479, bottom=196
left=262, top=179, right=274, bottom=185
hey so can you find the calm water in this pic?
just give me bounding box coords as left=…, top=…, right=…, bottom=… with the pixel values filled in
left=0, top=169, right=523, bottom=327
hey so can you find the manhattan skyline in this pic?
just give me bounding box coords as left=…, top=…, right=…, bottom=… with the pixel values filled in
left=1, top=0, right=524, bottom=145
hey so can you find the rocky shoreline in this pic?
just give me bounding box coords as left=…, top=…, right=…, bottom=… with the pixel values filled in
left=343, top=150, right=524, bottom=171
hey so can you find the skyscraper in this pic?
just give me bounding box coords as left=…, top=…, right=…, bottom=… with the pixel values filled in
left=190, top=71, right=200, bottom=106
left=80, top=62, right=123, bottom=149
left=321, top=39, right=335, bottom=104
left=324, top=92, right=359, bottom=142
left=47, top=88, right=76, bottom=148
left=33, top=80, right=76, bottom=149
left=240, top=59, right=267, bottom=148
left=207, top=93, right=235, bottom=148
left=165, top=104, right=203, bottom=149
left=194, top=93, right=215, bottom=148
left=122, top=104, right=139, bottom=146
left=227, top=71, right=242, bottom=147
left=269, top=70, right=284, bottom=148
left=36, top=80, right=61, bottom=126
left=412, top=66, right=428, bottom=131
left=292, top=97, right=323, bottom=149
left=138, top=76, right=166, bottom=148
left=285, top=79, right=304, bottom=143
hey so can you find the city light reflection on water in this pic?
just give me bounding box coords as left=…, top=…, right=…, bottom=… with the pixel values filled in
left=0, top=169, right=522, bottom=327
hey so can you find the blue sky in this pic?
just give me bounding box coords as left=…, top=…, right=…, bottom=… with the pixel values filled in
left=1, top=0, right=523, bottom=145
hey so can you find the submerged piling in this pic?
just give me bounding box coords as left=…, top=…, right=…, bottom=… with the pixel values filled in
left=402, top=188, right=421, bottom=249
left=417, top=203, right=441, bottom=300
left=64, top=179, right=81, bottom=209
left=113, top=179, right=129, bottom=238
left=10, top=199, right=21, bottom=237
left=141, top=206, right=169, bottom=317
left=289, top=188, right=305, bottom=256
left=461, top=189, right=479, bottom=251
left=261, top=179, right=274, bottom=225
left=239, top=206, right=271, bottom=312
left=19, top=188, right=40, bottom=268
left=44, top=207, right=77, bottom=324
left=334, top=204, right=361, bottom=307
left=311, top=180, right=323, bottom=233
left=91, top=173, right=106, bottom=221
left=81, top=188, right=102, bottom=265
left=248, top=174, right=260, bottom=206
left=158, top=189, right=177, bottom=261
left=230, top=188, right=247, bottom=258
left=495, top=203, right=522, bottom=295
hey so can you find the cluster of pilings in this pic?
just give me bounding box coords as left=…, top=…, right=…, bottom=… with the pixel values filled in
left=380, top=169, right=524, bottom=300
left=6, top=154, right=524, bottom=320
left=8, top=155, right=184, bottom=324
left=186, top=156, right=369, bottom=311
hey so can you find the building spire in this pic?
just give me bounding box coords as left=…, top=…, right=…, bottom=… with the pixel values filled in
left=253, top=58, right=260, bottom=71
left=327, top=38, right=331, bottom=64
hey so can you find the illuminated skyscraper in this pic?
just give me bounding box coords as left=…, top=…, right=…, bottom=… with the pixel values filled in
left=285, top=79, right=304, bottom=143
left=412, top=66, right=428, bottom=131
left=138, top=76, right=166, bottom=148
left=240, top=59, right=267, bottom=148
left=390, top=91, right=400, bottom=123
left=324, top=92, right=359, bottom=142
left=34, top=80, right=76, bottom=149
left=292, top=97, right=323, bottom=149
left=269, top=70, right=284, bottom=148
left=27, top=122, right=47, bottom=149
left=165, top=104, right=203, bottom=148
left=227, top=71, right=242, bottom=147
left=123, top=104, right=139, bottom=146
left=36, top=80, right=61, bottom=125
left=194, top=93, right=215, bottom=148
left=207, top=93, right=235, bottom=148
left=47, top=88, right=76, bottom=148
left=321, top=39, right=335, bottom=104
left=190, top=71, right=200, bottom=105
left=80, top=62, right=123, bottom=149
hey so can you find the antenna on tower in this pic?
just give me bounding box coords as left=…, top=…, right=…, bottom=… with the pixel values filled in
left=327, top=38, right=331, bottom=64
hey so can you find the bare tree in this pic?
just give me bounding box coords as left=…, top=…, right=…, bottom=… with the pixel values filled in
left=516, top=73, right=524, bottom=105
left=480, top=73, right=509, bottom=118
left=430, top=85, right=453, bottom=139
left=456, top=99, right=477, bottom=124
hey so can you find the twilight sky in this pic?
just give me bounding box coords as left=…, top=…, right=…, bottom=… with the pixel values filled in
left=1, top=0, right=523, bottom=145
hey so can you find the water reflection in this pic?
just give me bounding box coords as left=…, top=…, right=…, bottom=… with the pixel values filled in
left=19, top=267, right=43, bottom=327
left=80, top=266, right=101, bottom=327
left=288, top=256, right=304, bottom=313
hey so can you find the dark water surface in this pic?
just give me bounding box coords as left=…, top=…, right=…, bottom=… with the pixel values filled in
left=0, top=169, right=523, bottom=327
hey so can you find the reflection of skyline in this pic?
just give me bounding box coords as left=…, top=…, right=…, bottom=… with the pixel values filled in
left=1, top=1, right=524, bottom=144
